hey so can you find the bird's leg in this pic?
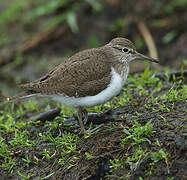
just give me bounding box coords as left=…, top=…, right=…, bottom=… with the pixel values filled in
left=77, top=107, right=86, bottom=134
left=77, top=107, right=103, bottom=135
left=82, top=109, right=88, bottom=125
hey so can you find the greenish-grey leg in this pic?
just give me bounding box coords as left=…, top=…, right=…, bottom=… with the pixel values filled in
left=82, top=109, right=88, bottom=125
left=77, top=107, right=103, bottom=135
left=77, top=107, right=86, bottom=134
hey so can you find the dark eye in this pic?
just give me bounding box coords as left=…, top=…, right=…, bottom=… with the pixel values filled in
left=122, top=48, right=129, bottom=53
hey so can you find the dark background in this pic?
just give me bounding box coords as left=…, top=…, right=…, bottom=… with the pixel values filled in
left=0, top=0, right=187, bottom=96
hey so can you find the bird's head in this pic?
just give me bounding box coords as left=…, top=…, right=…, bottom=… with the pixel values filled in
left=108, top=37, right=159, bottom=64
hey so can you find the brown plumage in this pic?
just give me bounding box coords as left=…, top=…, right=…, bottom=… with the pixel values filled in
left=20, top=48, right=116, bottom=97
left=18, top=37, right=158, bottom=134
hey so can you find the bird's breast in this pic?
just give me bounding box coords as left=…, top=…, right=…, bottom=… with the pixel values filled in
left=113, top=63, right=129, bottom=85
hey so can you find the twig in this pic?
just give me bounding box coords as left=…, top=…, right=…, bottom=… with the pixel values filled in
left=0, top=24, right=68, bottom=67
left=154, top=70, right=187, bottom=81
left=137, top=20, right=158, bottom=59
left=136, top=20, right=164, bottom=71
left=19, top=26, right=58, bottom=53
left=33, top=108, right=61, bottom=123
left=19, top=25, right=67, bottom=53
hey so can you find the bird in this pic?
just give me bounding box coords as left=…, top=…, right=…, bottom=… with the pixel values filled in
left=14, top=37, right=158, bottom=134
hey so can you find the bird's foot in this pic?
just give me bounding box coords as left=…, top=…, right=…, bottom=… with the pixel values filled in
left=83, top=124, right=104, bottom=136
left=74, top=109, right=88, bottom=125
left=77, top=107, right=103, bottom=136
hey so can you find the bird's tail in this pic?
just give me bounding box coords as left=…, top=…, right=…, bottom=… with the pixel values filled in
left=6, top=92, right=40, bottom=102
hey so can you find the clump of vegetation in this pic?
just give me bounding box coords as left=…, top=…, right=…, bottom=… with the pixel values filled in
left=121, top=120, right=155, bottom=146
left=0, top=66, right=186, bottom=179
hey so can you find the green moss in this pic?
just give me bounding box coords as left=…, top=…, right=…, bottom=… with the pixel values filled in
left=17, top=171, right=35, bottom=180
left=125, top=147, right=149, bottom=170
left=0, top=136, right=15, bottom=172
left=121, top=120, right=155, bottom=146
left=110, top=159, right=124, bottom=171
left=9, top=130, right=35, bottom=148
left=0, top=68, right=186, bottom=176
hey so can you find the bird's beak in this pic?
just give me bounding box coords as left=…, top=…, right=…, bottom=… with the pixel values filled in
left=135, top=52, right=159, bottom=63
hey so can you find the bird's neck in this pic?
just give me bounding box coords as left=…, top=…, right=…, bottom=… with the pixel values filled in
left=99, top=46, right=130, bottom=80
left=113, top=62, right=130, bottom=81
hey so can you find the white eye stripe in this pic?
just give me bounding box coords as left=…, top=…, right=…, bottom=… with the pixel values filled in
left=113, top=45, right=134, bottom=54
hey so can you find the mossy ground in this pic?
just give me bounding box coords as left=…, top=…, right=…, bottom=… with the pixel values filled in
left=0, top=1, right=187, bottom=179
left=0, top=69, right=186, bottom=180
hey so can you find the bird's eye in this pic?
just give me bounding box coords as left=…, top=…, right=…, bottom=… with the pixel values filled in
left=122, top=48, right=129, bottom=53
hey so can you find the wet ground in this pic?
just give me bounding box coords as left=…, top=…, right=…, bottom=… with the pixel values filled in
left=0, top=1, right=187, bottom=179
left=0, top=73, right=186, bottom=180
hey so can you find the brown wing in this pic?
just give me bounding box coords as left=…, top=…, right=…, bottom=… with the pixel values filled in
left=21, top=48, right=112, bottom=97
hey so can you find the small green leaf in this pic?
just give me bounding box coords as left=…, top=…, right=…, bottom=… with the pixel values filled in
left=66, top=11, right=79, bottom=33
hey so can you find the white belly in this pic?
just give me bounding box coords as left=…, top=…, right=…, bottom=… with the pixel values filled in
left=49, top=67, right=129, bottom=108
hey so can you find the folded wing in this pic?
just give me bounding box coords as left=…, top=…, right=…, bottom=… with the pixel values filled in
left=20, top=49, right=112, bottom=97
